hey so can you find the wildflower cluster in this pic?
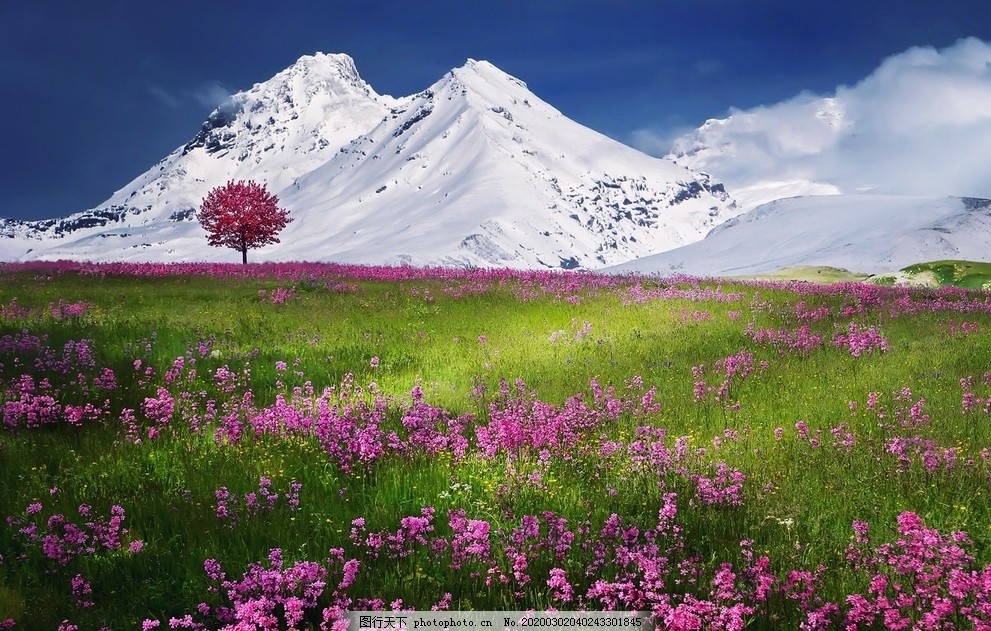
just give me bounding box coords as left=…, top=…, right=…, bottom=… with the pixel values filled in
left=844, top=513, right=991, bottom=628
left=831, top=322, right=890, bottom=357
left=0, top=298, right=91, bottom=322
left=6, top=502, right=141, bottom=566
left=142, top=498, right=991, bottom=630
left=0, top=333, right=116, bottom=429
left=258, top=286, right=297, bottom=304
left=215, top=477, right=302, bottom=524
left=692, top=350, right=768, bottom=410
left=960, top=372, right=991, bottom=416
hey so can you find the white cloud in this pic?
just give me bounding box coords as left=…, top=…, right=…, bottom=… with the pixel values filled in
left=661, top=37, right=991, bottom=208
left=629, top=124, right=695, bottom=156
left=146, top=80, right=232, bottom=112
left=191, top=81, right=232, bottom=109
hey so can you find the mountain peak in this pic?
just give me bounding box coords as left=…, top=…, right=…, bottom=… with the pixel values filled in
left=451, top=58, right=529, bottom=90
left=288, top=52, right=364, bottom=86
left=1, top=53, right=738, bottom=269
left=260, top=51, right=377, bottom=100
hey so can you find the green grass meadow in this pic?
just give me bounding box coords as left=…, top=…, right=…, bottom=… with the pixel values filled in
left=1, top=264, right=991, bottom=628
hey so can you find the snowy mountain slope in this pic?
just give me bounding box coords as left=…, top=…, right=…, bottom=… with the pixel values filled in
left=0, top=54, right=737, bottom=268
left=1, top=53, right=394, bottom=260
left=276, top=59, right=737, bottom=268
left=606, top=195, right=991, bottom=277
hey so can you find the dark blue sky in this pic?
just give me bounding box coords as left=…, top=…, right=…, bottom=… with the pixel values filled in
left=3, top=0, right=991, bottom=221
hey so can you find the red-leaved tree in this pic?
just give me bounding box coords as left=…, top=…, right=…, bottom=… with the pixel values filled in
left=198, top=180, right=292, bottom=264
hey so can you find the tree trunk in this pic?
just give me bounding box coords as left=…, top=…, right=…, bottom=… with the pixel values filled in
left=241, top=246, right=247, bottom=265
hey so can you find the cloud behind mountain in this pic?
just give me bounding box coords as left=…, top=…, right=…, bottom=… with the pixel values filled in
left=658, top=38, right=991, bottom=210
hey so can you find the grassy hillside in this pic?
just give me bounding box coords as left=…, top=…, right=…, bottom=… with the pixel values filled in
left=1, top=262, right=991, bottom=629
left=734, top=266, right=870, bottom=283
left=735, top=260, right=991, bottom=288
left=898, top=260, right=991, bottom=289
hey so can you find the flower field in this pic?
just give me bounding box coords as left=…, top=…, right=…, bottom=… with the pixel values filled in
left=2, top=261, right=991, bottom=630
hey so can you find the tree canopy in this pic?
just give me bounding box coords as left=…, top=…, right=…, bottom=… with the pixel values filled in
left=198, top=180, right=292, bottom=264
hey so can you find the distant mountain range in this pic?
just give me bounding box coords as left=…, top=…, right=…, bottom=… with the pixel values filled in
left=0, top=53, right=737, bottom=268
left=606, top=195, right=991, bottom=277
left=6, top=50, right=988, bottom=277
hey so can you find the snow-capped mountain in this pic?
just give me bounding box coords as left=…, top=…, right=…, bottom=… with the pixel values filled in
left=0, top=53, right=738, bottom=268
left=606, top=195, right=991, bottom=277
